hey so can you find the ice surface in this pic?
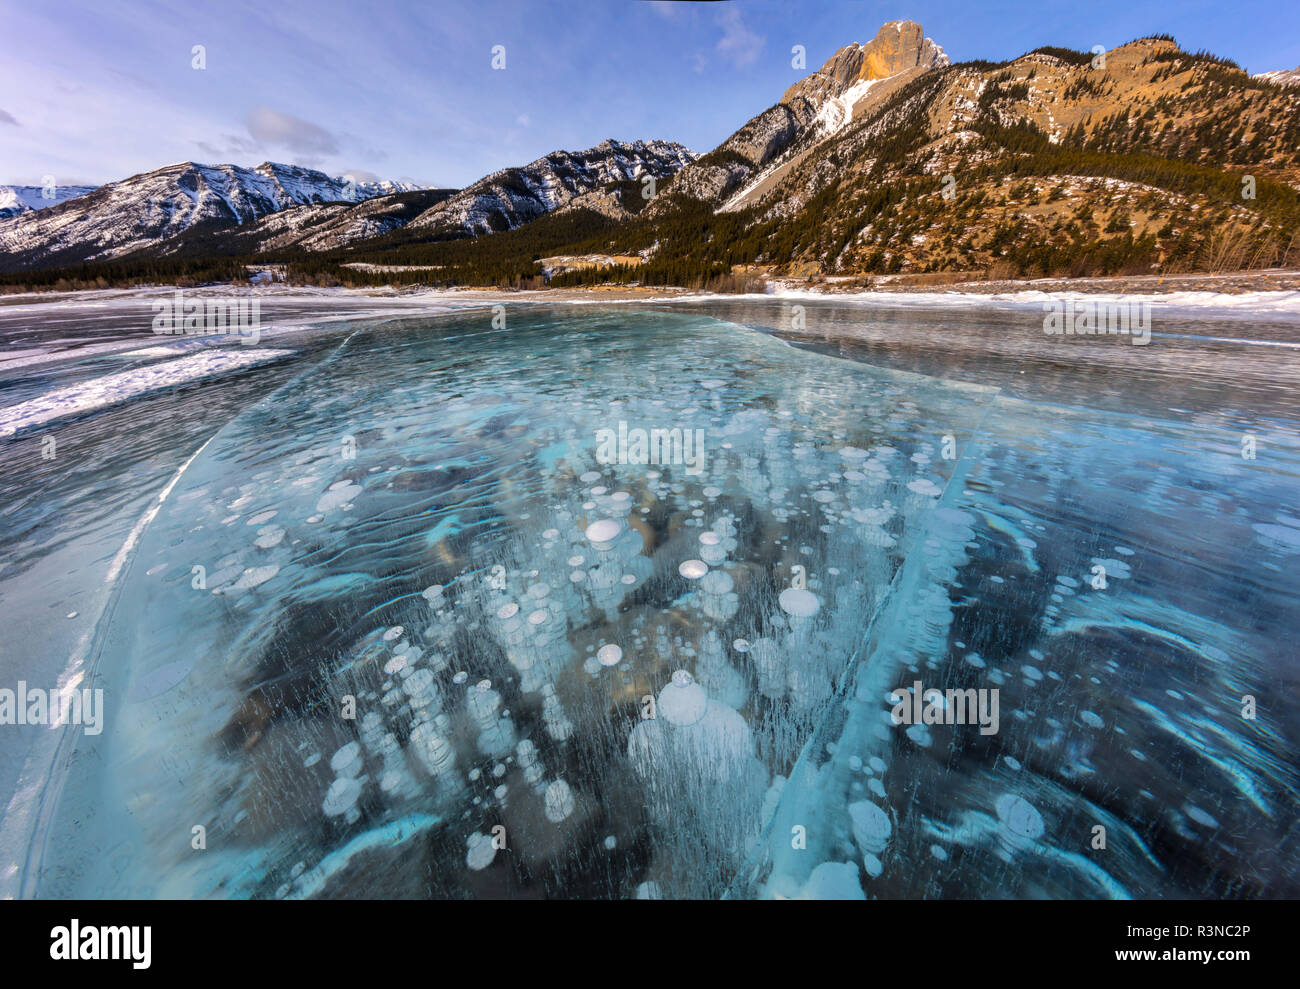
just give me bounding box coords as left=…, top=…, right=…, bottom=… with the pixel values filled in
left=10, top=302, right=1299, bottom=899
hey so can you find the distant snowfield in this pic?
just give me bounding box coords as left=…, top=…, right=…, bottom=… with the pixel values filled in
left=0, top=348, right=293, bottom=436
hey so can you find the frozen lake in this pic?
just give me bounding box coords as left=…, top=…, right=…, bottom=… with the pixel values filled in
left=1, top=294, right=1297, bottom=898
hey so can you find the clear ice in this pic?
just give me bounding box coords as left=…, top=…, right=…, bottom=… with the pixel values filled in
left=10, top=304, right=1299, bottom=899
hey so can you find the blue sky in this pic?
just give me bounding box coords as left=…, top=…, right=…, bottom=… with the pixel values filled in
left=1, top=0, right=1297, bottom=189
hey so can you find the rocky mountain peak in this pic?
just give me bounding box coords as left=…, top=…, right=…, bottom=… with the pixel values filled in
left=782, top=20, right=948, bottom=106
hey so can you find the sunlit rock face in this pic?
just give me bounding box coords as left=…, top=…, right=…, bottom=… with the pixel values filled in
left=781, top=20, right=949, bottom=106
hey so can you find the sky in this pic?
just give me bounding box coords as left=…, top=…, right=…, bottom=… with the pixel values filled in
left=1, top=0, right=1298, bottom=190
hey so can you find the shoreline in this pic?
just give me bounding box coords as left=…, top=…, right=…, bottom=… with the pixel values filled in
left=4, top=267, right=1300, bottom=308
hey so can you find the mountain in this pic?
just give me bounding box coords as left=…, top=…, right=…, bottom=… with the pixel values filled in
left=154, top=188, right=458, bottom=257
left=0, top=141, right=693, bottom=270
left=646, top=20, right=947, bottom=215
left=5, top=21, right=1300, bottom=287
left=402, top=139, right=695, bottom=238
left=203, top=138, right=695, bottom=255
left=0, top=161, right=418, bottom=270
left=362, top=22, right=1293, bottom=288
left=0, top=184, right=99, bottom=220
left=1254, top=65, right=1300, bottom=88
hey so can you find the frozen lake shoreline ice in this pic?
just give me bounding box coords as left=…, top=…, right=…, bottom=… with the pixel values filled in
left=1, top=298, right=1296, bottom=899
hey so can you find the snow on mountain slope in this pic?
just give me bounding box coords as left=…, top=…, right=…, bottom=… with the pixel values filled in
left=1254, top=66, right=1300, bottom=88
left=0, top=184, right=99, bottom=219
left=407, top=139, right=694, bottom=237
left=0, top=162, right=419, bottom=270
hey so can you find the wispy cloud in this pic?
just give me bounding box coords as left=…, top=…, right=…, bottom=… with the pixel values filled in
left=716, top=7, right=765, bottom=68
left=0, top=108, right=19, bottom=126
left=245, top=106, right=340, bottom=157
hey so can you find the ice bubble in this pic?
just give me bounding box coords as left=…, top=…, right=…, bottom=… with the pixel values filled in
left=567, top=555, right=585, bottom=567
left=659, top=670, right=708, bottom=727
left=678, top=559, right=709, bottom=580
left=585, top=519, right=622, bottom=543
left=232, top=565, right=279, bottom=590
left=848, top=800, right=892, bottom=854
left=466, top=832, right=496, bottom=871
left=1184, top=804, right=1219, bottom=828
left=930, top=845, right=949, bottom=862
left=862, top=853, right=883, bottom=878
left=542, top=528, right=560, bottom=540
left=452, top=671, right=468, bottom=684
left=1251, top=523, right=1300, bottom=550
left=801, top=861, right=864, bottom=900
left=322, top=776, right=362, bottom=817
left=383, top=656, right=406, bottom=675
left=383, top=626, right=405, bottom=642
left=604, top=835, right=617, bottom=850
left=580, top=471, right=601, bottom=483
left=528, top=609, right=549, bottom=626
left=703, top=486, right=722, bottom=498
left=254, top=525, right=285, bottom=549
left=700, top=533, right=722, bottom=547
left=906, top=478, right=942, bottom=497
left=316, top=482, right=361, bottom=513
left=778, top=587, right=821, bottom=618
left=612, top=491, right=632, bottom=503
left=700, top=570, right=734, bottom=595
left=1079, top=710, right=1104, bottom=729
left=994, top=793, right=1044, bottom=839
left=636, top=881, right=662, bottom=899
left=597, top=644, right=623, bottom=667
left=733, top=639, right=750, bottom=653
left=544, top=780, right=575, bottom=822
left=590, top=486, right=607, bottom=495
left=496, top=602, right=519, bottom=620
left=421, top=585, right=444, bottom=601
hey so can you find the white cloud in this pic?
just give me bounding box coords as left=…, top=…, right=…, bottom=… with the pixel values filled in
left=245, top=105, right=340, bottom=156
left=716, top=7, right=764, bottom=68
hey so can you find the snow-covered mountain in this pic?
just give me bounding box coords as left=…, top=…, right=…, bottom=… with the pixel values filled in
left=0, top=142, right=692, bottom=269
left=1254, top=65, right=1300, bottom=87
left=0, top=184, right=99, bottom=220
left=406, top=139, right=695, bottom=237
left=0, top=161, right=418, bottom=270
left=335, top=175, right=425, bottom=198
left=158, top=188, right=457, bottom=256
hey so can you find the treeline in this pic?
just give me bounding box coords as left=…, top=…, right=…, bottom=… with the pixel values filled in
left=0, top=256, right=256, bottom=293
